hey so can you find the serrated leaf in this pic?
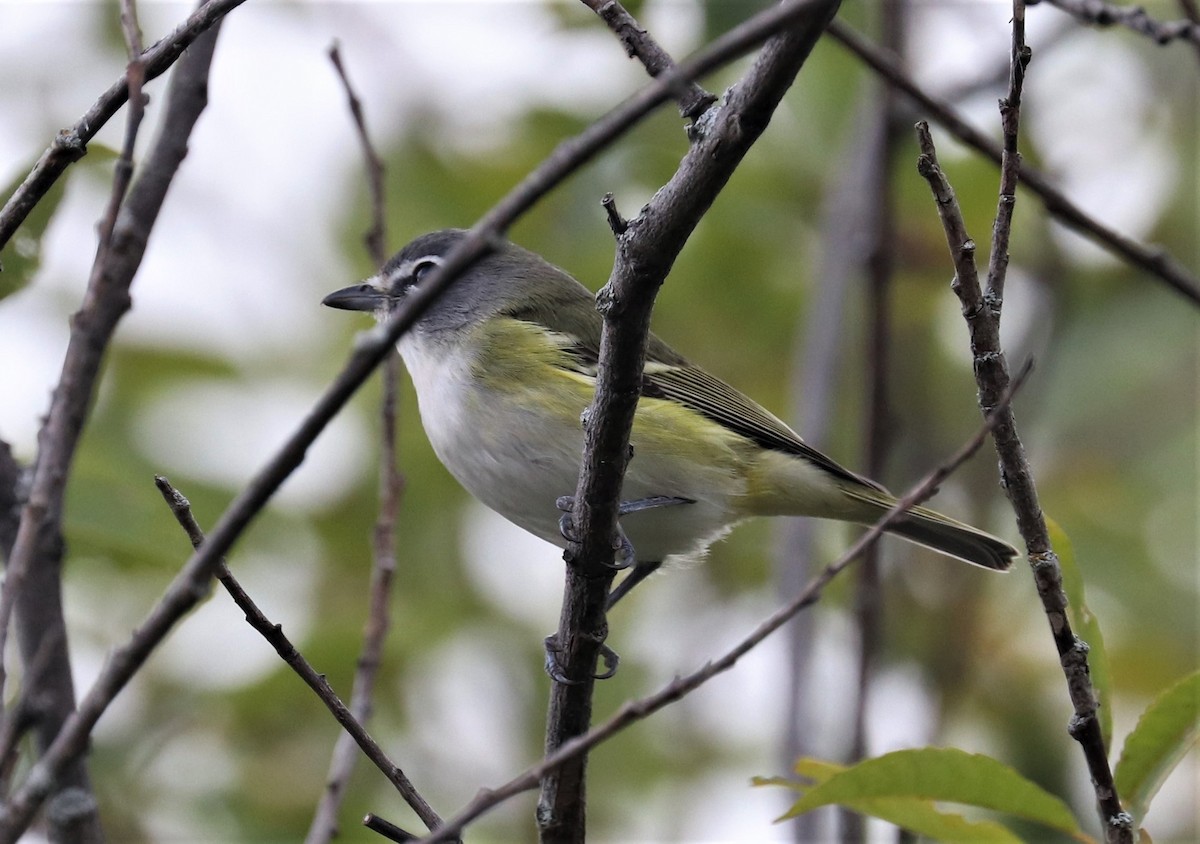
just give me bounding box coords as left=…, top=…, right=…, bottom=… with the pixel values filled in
left=778, top=748, right=1088, bottom=841
left=1049, top=517, right=1115, bottom=748
left=1115, top=671, right=1200, bottom=825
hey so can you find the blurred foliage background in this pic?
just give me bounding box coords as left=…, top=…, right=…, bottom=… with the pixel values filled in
left=0, top=1, right=1195, bottom=841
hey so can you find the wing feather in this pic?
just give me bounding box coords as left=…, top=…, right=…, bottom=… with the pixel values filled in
left=517, top=312, right=880, bottom=492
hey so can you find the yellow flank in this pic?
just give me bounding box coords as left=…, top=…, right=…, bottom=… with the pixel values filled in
left=470, top=316, right=762, bottom=494
left=470, top=317, right=598, bottom=416
left=742, top=449, right=860, bottom=519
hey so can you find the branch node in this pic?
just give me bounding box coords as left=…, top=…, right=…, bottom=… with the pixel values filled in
left=1108, top=813, right=1134, bottom=832
left=1067, top=712, right=1091, bottom=739
left=594, top=282, right=621, bottom=318
left=1028, top=550, right=1058, bottom=570
left=53, top=129, right=87, bottom=158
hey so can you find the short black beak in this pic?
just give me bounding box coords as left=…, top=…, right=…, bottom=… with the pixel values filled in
left=322, top=283, right=388, bottom=312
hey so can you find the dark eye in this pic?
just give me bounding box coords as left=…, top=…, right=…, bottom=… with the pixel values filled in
left=412, top=259, right=439, bottom=284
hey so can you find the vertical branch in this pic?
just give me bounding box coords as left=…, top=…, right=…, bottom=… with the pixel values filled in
left=845, top=2, right=906, bottom=841
left=0, top=3, right=150, bottom=840
left=537, top=3, right=842, bottom=841
left=914, top=12, right=1131, bottom=826
left=914, top=12, right=1129, bottom=842
left=985, top=1, right=1027, bottom=310
left=307, top=43, right=406, bottom=844
left=0, top=10, right=227, bottom=837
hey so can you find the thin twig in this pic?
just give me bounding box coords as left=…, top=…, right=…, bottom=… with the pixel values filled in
left=328, top=42, right=388, bottom=265
left=580, top=0, right=717, bottom=120
left=0, top=3, right=150, bottom=840
left=307, top=43, right=407, bottom=844
left=539, top=3, right=841, bottom=840
left=1037, top=0, right=1200, bottom=46
left=0, top=16, right=227, bottom=840
left=99, top=0, right=147, bottom=253
left=0, top=0, right=248, bottom=253
left=827, top=19, right=1200, bottom=305
left=985, top=0, right=1029, bottom=308
left=419, top=369, right=1030, bottom=844
left=152, top=477, right=442, bottom=834
left=915, top=121, right=1132, bottom=844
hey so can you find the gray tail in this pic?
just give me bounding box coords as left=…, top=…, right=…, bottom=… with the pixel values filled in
left=887, top=504, right=1018, bottom=571
left=845, top=489, right=1018, bottom=571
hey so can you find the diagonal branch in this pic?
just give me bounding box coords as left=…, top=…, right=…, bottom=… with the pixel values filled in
left=581, top=0, right=717, bottom=120
left=915, top=119, right=1132, bottom=844
left=1037, top=0, right=1200, bottom=47
left=827, top=19, right=1200, bottom=305
left=153, top=478, right=442, bottom=835
left=419, top=369, right=1027, bottom=844
left=0, top=0, right=247, bottom=253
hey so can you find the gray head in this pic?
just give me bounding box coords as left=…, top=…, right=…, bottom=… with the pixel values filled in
left=322, top=229, right=593, bottom=335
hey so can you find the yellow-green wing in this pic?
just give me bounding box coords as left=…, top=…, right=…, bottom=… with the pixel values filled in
left=642, top=362, right=883, bottom=491
left=511, top=292, right=880, bottom=493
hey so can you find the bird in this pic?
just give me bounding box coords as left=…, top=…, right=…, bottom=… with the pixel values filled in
left=324, top=229, right=1018, bottom=608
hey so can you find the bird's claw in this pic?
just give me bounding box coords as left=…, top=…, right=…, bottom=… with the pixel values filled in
left=543, top=634, right=619, bottom=684
left=555, top=494, right=693, bottom=572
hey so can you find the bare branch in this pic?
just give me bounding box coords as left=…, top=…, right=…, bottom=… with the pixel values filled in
left=0, top=15, right=226, bottom=839
left=827, top=19, right=1200, bottom=305
left=328, top=42, right=388, bottom=266
left=915, top=120, right=1132, bottom=844
left=1037, top=0, right=1200, bottom=46
left=0, top=0, right=247, bottom=253
left=420, top=371, right=1028, bottom=844
left=151, top=478, right=442, bottom=835
left=0, top=3, right=156, bottom=840
left=539, top=3, right=842, bottom=840
left=580, top=0, right=717, bottom=120
left=984, top=1, right=1030, bottom=307
left=846, top=4, right=908, bottom=838
left=0, top=4, right=828, bottom=838
left=307, top=43, right=407, bottom=844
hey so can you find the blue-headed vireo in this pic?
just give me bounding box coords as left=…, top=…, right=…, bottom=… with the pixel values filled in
left=324, top=229, right=1018, bottom=605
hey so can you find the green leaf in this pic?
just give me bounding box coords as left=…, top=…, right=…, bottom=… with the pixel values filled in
left=763, top=759, right=1024, bottom=842
left=1050, top=517, right=1115, bottom=748
left=777, top=749, right=1089, bottom=841
left=0, top=160, right=66, bottom=297
left=1115, top=671, right=1200, bottom=825
left=0, top=144, right=117, bottom=298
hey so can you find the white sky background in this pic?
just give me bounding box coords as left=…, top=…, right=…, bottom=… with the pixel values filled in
left=0, top=1, right=1193, bottom=841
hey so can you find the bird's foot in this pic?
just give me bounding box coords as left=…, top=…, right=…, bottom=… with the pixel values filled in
left=543, top=634, right=619, bottom=684
left=555, top=494, right=693, bottom=573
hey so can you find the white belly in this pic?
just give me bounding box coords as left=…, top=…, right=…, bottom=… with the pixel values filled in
left=399, top=334, right=739, bottom=565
